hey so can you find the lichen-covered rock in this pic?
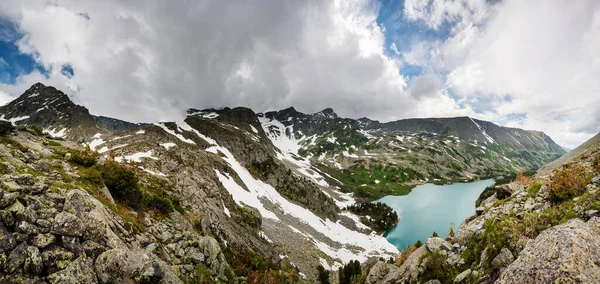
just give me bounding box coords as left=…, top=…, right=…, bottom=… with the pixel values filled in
left=497, top=218, right=600, bottom=283
left=24, top=246, right=43, bottom=275
left=5, top=242, right=28, bottom=273
left=47, top=256, right=98, bottom=284
left=50, top=212, right=86, bottom=236
left=31, top=233, right=56, bottom=249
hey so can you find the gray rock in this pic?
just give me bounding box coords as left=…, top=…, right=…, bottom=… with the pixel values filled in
left=5, top=242, right=28, bottom=273
left=496, top=183, right=521, bottom=199
left=583, top=210, right=600, bottom=221
left=50, top=212, right=86, bottom=236
left=366, top=261, right=396, bottom=284
left=15, top=174, right=35, bottom=186
left=475, top=206, right=485, bottom=215
left=42, top=246, right=74, bottom=270
left=24, top=245, right=43, bottom=275
left=64, top=153, right=72, bottom=161
left=425, top=237, right=452, bottom=252
left=424, top=280, right=441, bottom=284
left=592, top=175, right=600, bottom=185
left=0, top=210, right=13, bottom=227
left=31, top=233, right=56, bottom=248
left=98, top=186, right=115, bottom=207
left=48, top=256, right=98, bottom=284
left=492, top=247, right=514, bottom=269
left=95, top=248, right=182, bottom=284
left=0, top=223, right=16, bottom=252
left=454, top=269, right=471, bottom=283
left=16, top=220, right=40, bottom=235
left=497, top=218, right=600, bottom=283
left=15, top=206, right=38, bottom=223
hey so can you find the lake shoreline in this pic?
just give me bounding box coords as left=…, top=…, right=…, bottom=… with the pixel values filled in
left=377, top=179, right=495, bottom=249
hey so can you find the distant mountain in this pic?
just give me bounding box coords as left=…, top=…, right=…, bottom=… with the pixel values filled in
left=541, top=132, right=600, bottom=173
left=0, top=83, right=100, bottom=140
left=91, top=115, right=145, bottom=131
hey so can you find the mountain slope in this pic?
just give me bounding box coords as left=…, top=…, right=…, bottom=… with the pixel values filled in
left=0, top=83, right=101, bottom=140
left=540, top=132, right=600, bottom=173
left=257, top=108, right=565, bottom=200
left=0, top=83, right=398, bottom=281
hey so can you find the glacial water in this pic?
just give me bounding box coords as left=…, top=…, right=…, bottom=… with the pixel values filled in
left=378, top=179, right=495, bottom=249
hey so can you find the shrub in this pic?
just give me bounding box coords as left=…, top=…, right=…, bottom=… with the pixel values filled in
left=46, top=140, right=62, bottom=147
left=526, top=183, right=542, bottom=198
left=549, top=165, right=588, bottom=202
left=80, top=167, right=104, bottom=186
left=593, top=154, right=600, bottom=172
left=317, top=265, right=330, bottom=284
left=419, top=252, right=458, bottom=283
left=144, top=194, right=174, bottom=214
left=432, top=231, right=439, bottom=238
left=514, top=172, right=532, bottom=185
left=0, top=121, right=15, bottom=136
left=99, top=161, right=144, bottom=209
left=27, top=125, right=44, bottom=136
left=71, top=148, right=98, bottom=167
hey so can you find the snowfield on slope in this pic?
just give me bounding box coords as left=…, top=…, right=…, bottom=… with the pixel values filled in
left=206, top=132, right=398, bottom=265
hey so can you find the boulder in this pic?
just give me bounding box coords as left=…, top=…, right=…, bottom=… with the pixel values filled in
left=425, top=237, right=452, bottom=253
left=366, top=261, right=397, bottom=284
left=454, top=269, right=471, bottom=283
left=24, top=246, right=43, bottom=275
left=95, top=248, right=182, bottom=284
left=497, top=218, right=600, bottom=283
left=5, top=242, right=28, bottom=273
left=31, top=233, right=56, bottom=249
left=496, top=183, right=522, bottom=199
left=47, top=256, right=98, bottom=284
left=50, top=212, right=86, bottom=236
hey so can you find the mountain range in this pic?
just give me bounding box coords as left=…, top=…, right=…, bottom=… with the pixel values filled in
left=0, top=83, right=579, bottom=283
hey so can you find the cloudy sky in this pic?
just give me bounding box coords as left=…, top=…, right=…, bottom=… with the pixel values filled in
left=0, top=0, right=598, bottom=148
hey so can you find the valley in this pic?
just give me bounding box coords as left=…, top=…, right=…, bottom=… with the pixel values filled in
left=0, top=83, right=591, bottom=284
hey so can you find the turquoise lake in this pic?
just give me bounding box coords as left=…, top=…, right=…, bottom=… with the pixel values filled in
left=378, top=179, right=495, bottom=249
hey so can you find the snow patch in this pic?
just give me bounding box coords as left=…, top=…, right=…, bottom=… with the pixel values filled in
left=160, top=142, right=177, bottom=150
left=153, top=123, right=195, bottom=144
left=115, top=150, right=158, bottom=163
left=43, top=127, right=67, bottom=138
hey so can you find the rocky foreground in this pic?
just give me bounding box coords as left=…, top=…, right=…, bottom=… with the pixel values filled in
left=364, top=138, right=600, bottom=283
left=0, top=124, right=228, bottom=283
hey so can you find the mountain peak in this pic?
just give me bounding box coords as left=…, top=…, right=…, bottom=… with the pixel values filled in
left=314, top=107, right=338, bottom=119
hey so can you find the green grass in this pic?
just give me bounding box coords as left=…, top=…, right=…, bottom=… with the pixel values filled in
left=318, top=164, right=417, bottom=200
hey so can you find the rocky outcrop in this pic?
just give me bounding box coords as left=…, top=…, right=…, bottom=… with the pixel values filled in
left=0, top=132, right=230, bottom=283
left=365, top=237, right=466, bottom=284
left=497, top=218, right=600, bottom=283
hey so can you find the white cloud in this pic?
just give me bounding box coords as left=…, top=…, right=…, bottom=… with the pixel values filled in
left=0, top=57, right=7, bottom=68
left=404, top=0, right=600, bottom=148
left=0, top=0, right=598, bottom=148
left=0, top=0, right=412, bottom=123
